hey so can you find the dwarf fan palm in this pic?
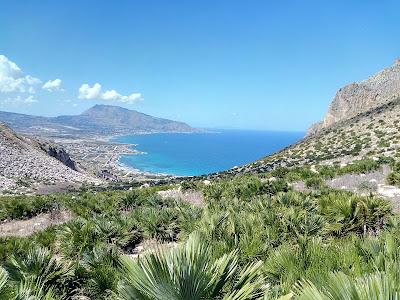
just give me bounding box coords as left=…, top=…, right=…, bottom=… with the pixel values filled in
left=0, top=267, right=13, bottom=299
left=294, top=270, right=400, bottom=300
left=117, top=232, right=265, bottom=300
left=4, top=247, right=72, bottom=291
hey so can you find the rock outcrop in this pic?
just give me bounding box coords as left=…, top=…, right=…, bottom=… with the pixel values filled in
left=37, top=142, right=80, bottom=171
left=309, top=59, right=400, bottom=135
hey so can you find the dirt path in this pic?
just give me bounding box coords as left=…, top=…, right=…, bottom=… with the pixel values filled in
left=157, top=188, right=204, bottom=207
left=0, top=210, right=73, bottom=237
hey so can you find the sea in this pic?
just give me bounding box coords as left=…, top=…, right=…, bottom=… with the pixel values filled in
left=113, top=129, right=304, bottom=176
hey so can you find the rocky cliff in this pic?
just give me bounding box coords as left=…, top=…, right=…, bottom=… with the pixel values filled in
left=36, top=142, right=80, bottom=171
left=0, top=123, right=98, bottom=193
left=309, top=59, right=400, bottom=135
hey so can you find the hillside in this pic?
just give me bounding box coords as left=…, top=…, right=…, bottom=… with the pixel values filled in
left=208, top=61, right=400, bottom=178
left=309, top=59, right=400, bottom=135
left=0, top=104, right=197, bottom=136
left=0, top=123, right=98, bottom=193
left=231, top=98, right=400, bottom=175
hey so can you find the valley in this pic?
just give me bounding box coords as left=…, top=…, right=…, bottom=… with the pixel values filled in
left=3, top=58, right=400, bottom=300
left=3, top=2, right=400, bottom=298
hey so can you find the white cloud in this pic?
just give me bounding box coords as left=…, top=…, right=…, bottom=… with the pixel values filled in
left=78, top=83, right=142, bottom=104
left=0, top=55, right=41, bottom=93
left=24, top=95, right=38, bottom=103
left=101, top=89, right=120, bottom=100
left=78, top=83, right=102, bottom=99
left=0, top=95, right=38, bottom=106
left=42, top=78, right=62, bottom=91
left=120, top=93, right=142, bottom=103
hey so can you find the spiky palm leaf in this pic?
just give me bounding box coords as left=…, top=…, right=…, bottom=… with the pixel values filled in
left=0, top=267, right=13, bottom=299
left=294, top=270, right=400, bottom=300
left=118, top=232, right=265, bottom=300
left=4, top=247, right=72, bottom=299
left=79, top=245, right=122, bottom=299
left=13, top=278, right=63, bottom=300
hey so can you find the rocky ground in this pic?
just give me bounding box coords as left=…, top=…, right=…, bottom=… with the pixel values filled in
left=0, top=210, right=72, bottom=237
left=290, top=164, right=400, bottom=212
left=158, top=188, right=204, bottom=207
left=0, top=123, right=101, bottom=194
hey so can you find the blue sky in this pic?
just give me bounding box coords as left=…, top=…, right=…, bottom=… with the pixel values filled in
left=0, top=0, right=399, bottom=131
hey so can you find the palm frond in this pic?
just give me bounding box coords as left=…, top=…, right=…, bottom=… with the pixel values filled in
left=118, top=232, right=265, bottom=300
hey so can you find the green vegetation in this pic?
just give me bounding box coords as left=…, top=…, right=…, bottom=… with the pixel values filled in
left=0, top=194, right=61, bottom=221
left=264, top=157, right=395, bottom=191
left=387, top=162, right=400, bottom=186
left=0, top=174, right=399, bottom=299
left=118, top=232, right=265, bottom=300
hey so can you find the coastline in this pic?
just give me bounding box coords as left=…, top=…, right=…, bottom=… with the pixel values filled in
left=48, top=135, right=165, bottom=181
left=43, top=129, right=303, bottom=181
left=108, top=130, right=305, bottom=177
left=106, top=130, right=217, bottom=178
left=109, top=135, right=176, bottom=179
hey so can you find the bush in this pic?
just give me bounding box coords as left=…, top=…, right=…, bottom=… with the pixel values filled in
left=358, top=180, right=378, bottom=192
left=203, top=175, right=289, bottom=203
left=305, top=177, right=324, bottom=189
left=0, top=195, right=60, bottom=221
left=339, top=158, right=381, bottom=175
left=387, top=172, right=400, bottom=186
left=180, top=180, right=198, bottom=191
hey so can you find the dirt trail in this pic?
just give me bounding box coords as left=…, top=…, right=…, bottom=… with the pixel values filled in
left=157, top=189, right=204, bottom=207
left=0, top=210, right=73, bottom=237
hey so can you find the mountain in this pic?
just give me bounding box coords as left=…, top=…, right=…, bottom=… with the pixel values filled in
left=0, top=122, right=97, bottom=193
left=208, top=60, right=400, bottom=178
left=55, top=105, right=196, bottom=134
left=308, top=59, right=400, bottom=135
left=0, top=105, right=197, bottom=136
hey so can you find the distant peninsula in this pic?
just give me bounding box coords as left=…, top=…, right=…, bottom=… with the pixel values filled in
left=0, top=104, right=199, bottom=137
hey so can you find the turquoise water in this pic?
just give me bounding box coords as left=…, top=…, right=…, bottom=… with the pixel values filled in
left=113, top=130, right=304, bottom=176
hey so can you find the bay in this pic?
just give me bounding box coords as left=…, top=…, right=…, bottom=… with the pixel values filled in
left=113, top=129, right=304, bottom=176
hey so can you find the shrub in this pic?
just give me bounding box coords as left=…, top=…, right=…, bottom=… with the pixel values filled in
left=0, top=195, right=60, bottom=221
left=339, top=158, right=381, bottom=175
left=358, top=180, right=378, bottom=192
left=180, top=180, right=198, bottom=191
left=387, top=172, right=400, bottom=186
left=305, top=177, right=324, bottom=189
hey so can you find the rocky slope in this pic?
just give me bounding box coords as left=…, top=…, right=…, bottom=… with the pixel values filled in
left=200, top=60, right=400, bottom=179
left=35, top=141, right=81, bottom=171
left=0, top=123, right=98, bottom=193
left=309, top=59, right=400, bottom=135
left=0, top=104, right=197, bottom=136
left=239, top=97, right=400, bottom=174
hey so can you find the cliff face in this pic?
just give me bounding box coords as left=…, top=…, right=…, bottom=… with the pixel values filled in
left=0, top=123, right=97, bottom=192
left=309, top=59, right=400, bottom=135
left=37, top=142, right=80, bottom=171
